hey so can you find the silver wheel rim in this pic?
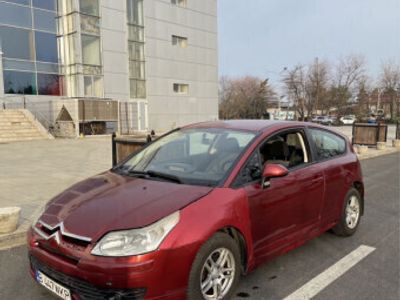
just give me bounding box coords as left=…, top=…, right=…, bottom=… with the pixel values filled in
left=346, top=195, right=360, bottom=229
left=200, top=248, right=236, bottom=300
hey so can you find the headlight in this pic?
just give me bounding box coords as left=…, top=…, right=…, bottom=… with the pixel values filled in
left=91, top=211, right=180, bottom=257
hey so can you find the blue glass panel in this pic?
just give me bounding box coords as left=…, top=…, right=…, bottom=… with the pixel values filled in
left=0, top=26, right=35, bottom=60
left=35, top=31, right=58, bottom=63
left=32, top=0, right=56, bottom=11
left=34, top=9, right=57, bottom=32
left=4, top=71, right=37, bottom=95
left=0, top=2, right=32, bottom=28
left=37, top=73, right=61, bottom=95
left=2, top=0, right=30, bottom=6
left=3, top=59, right=35, bottom=72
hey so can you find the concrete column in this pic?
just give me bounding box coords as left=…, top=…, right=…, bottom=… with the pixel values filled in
left=0, top=51, right=4, bottom=99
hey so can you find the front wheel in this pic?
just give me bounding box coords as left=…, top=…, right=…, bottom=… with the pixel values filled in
left=187, top=232, right=241, bottom=300
left=333, top=188, right=362, bottom=236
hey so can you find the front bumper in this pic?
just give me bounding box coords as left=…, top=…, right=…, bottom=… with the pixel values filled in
left=27, top=228, right=195, bottom=300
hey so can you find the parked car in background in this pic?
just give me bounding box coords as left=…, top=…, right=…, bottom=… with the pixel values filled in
left=340, top=115, right=356, bottom=125
left=28, top=120, right=364, bottom=300
left=312, top=116, right=335, bottom=125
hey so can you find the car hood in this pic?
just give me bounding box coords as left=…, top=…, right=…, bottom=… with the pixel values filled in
left=38, top=171, right=213, bottom=241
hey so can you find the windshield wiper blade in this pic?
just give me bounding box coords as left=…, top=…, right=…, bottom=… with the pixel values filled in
left=126, top=169, right=182, bottom=184
left=146, top=170, right=182, bottom=184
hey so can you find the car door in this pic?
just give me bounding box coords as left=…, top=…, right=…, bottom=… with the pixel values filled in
left=235, top=129, right=325, bottom=264
left=307, top=128, right=350, bottom=228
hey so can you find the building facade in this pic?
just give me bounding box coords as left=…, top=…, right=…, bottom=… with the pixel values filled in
left=0, top=0, right=218, bottom=135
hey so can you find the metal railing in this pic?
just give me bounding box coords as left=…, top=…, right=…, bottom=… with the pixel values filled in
left=1, top=96, right=53, bottom=130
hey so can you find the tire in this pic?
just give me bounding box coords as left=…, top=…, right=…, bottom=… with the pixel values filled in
left=187, top=232, right=241, bottom=300
left=333, top=188, right=362, bottom=236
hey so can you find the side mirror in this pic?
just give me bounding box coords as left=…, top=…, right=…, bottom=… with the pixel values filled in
left=262, top=164, right=289, bottom=188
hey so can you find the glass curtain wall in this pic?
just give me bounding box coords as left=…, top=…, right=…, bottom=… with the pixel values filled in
left=0, top=0, right=61, bottom=95
left=57, top=0, right=103, bottom=98
left=127, top=0, right=146, bottom=99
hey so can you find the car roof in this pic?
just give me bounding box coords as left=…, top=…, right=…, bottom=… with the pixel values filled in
left=183, top=120, right=316, bottom=133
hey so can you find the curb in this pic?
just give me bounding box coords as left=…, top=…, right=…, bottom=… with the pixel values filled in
left=0, top=206, right=43, bottom=250
left=357, top=147, right=399, bottom=160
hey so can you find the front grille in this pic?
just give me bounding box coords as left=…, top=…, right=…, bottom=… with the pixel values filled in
left=30, top=255, right=146, bottom=300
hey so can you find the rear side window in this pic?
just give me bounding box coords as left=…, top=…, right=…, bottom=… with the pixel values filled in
left=309, top=129, right=346, bottom=160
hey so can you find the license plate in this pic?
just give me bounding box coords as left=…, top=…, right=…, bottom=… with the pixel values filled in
left=36, top=270, right=72, bottom=300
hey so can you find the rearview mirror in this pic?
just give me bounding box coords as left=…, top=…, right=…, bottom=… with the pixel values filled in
left=262, top=164, right=289, bottom=188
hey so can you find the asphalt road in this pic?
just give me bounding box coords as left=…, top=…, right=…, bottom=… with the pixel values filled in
left=0, top=153, right=399, bottom=300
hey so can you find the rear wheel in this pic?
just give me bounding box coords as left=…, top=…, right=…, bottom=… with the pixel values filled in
left=333, top=188, right=362, bottom=236
left=187, top=232, right=241, bottom=300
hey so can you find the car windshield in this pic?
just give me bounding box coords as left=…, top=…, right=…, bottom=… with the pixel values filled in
left=116, top=128, right=256, bottom=186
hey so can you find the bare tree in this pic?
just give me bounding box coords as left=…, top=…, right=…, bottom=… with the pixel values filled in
left=380, top=61, right=400, bottom=120
left=282, top=64, right=307, bottom=120
left=306, top=59, right=330, bottom=115
left=329, top=55, right=366, bottom=115
left=219, top=76, right=275, bottom=119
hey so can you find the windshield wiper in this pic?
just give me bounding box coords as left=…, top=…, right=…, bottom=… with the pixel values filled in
left=127, top=169, right=182, bottom=184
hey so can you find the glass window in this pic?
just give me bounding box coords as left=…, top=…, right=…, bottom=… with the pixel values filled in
left=36, top=62, right=59, bottom=74
left=84, top=75, right=103, bottom=97
left=130, top=79, right=146, bottom=98
left=129, top=61, right=145, bottom=79
left=128, top=25, right=144, bottom=42
left=171, top=0, right=187, bottom=8
left=309, top=129, right=346, bottom=160
left=79, top=0, right=99, bottom=16
left=0, top=2, right=32, bottom=28
left=3, top=59, right=35, bottom=72
left=127, top=0, right=143, bottom=25
left=3, top=0, right=30, bottom=5
left=172, top=35, right=188, bottom=48
left=173, top=83, right=189, bottom=94
left=35, top=31, right=58, bottom=63
left=37, top=73, right=61, bottom=95
left=4, top=71, right=36, bottom=95
left=81, top=34, right=101, bottom=65
left=234, top=152, right=262, bottom=187
left=34, top=9, right=57, bottom=32
left=0, top=26, right=34, bottom=60
left=33, top=0, right=56, bottom=11
left=128, top=42, right=144, bottom=61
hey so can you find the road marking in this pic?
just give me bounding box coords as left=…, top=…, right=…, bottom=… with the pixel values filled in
left=283, top=245, right=376, bottom=300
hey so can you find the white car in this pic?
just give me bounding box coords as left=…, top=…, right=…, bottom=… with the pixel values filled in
left=340, top=116, right=356, bottom=125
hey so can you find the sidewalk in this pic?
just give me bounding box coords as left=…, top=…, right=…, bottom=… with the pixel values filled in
left=0, top=137, right=111, bottom=250
left=0, top=137, right=399, bottom=250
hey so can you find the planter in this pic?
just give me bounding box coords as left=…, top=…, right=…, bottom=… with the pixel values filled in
left=392, top=139, right=400, bottom=150
left=356, top=145, right=368, bottom=155
left=0, top=207, right=21, bottom=234
left=377, top=142, right=386, bottom=150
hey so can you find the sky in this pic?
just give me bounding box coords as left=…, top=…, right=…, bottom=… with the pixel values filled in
left=218, top=0, right=400, bottom=87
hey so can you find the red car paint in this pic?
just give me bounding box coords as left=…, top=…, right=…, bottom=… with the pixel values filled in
left=28, top=121, right=364, bottom=300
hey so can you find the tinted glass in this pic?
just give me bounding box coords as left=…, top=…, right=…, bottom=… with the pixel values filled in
left=35, top=31, right=58, bottom=63
left=79, top=0, right=99, bottom=16
left=34, top=9, right=57, bottom=32
left=0, top=2, right=32, bottom=28
left=4, top=71, right=36, bottom=95
left=32, top=0, right=56, bottom=11
left=118, top=129, right=256, bottom=186
left=127, top=0, right=144, bottom=25
left=2, top=0, right=30, bottom=6
left=3, top=59, right=35, bottom=72
left=37, top=73, right=60, bottom=95
left=309, top=129, right=346, bottom=160
left=0, top=26, right=34, bottom=60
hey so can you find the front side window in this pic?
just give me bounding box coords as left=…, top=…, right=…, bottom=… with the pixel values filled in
left=81, top=34, right=101, bottom=65
left=172, top=35, right=188, bottom=48
left=260, top=131, right=309, bottom=169
left=79, top=0, right=99, bottom=16
left=117, top=129, right=256, bottom=186
left=309, top=129, right=346, bottom=160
